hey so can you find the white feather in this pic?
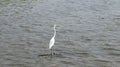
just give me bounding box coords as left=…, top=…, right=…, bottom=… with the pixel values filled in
left=49, top=36, right=55, bottom=49
left=49, top=25, right=56, bottom=49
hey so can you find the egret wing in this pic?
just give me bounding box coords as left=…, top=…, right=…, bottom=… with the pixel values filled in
left=49, top=37, right=55, bottom=49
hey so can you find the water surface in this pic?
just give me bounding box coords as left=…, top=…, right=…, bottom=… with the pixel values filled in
left=0, top=0, right=120, bottom=67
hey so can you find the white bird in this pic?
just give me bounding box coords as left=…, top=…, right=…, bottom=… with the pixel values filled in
left=49, top=24, right=56, bottom=56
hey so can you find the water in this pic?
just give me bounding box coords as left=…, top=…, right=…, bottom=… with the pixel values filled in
left=0, top=0, right=120, bottom=67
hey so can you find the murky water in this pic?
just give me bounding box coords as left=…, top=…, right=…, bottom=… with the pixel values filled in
left=0, top=0, right=120, bottom=67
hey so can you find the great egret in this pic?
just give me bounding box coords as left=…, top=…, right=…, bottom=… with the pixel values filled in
left=49, top=24, right=56, bottom=56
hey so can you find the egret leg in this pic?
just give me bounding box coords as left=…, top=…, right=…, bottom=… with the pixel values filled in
left=51, top=48, right=53, bottom=57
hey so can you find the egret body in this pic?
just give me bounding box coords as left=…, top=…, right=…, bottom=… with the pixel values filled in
left=49, top=25, right=56, bottom=56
